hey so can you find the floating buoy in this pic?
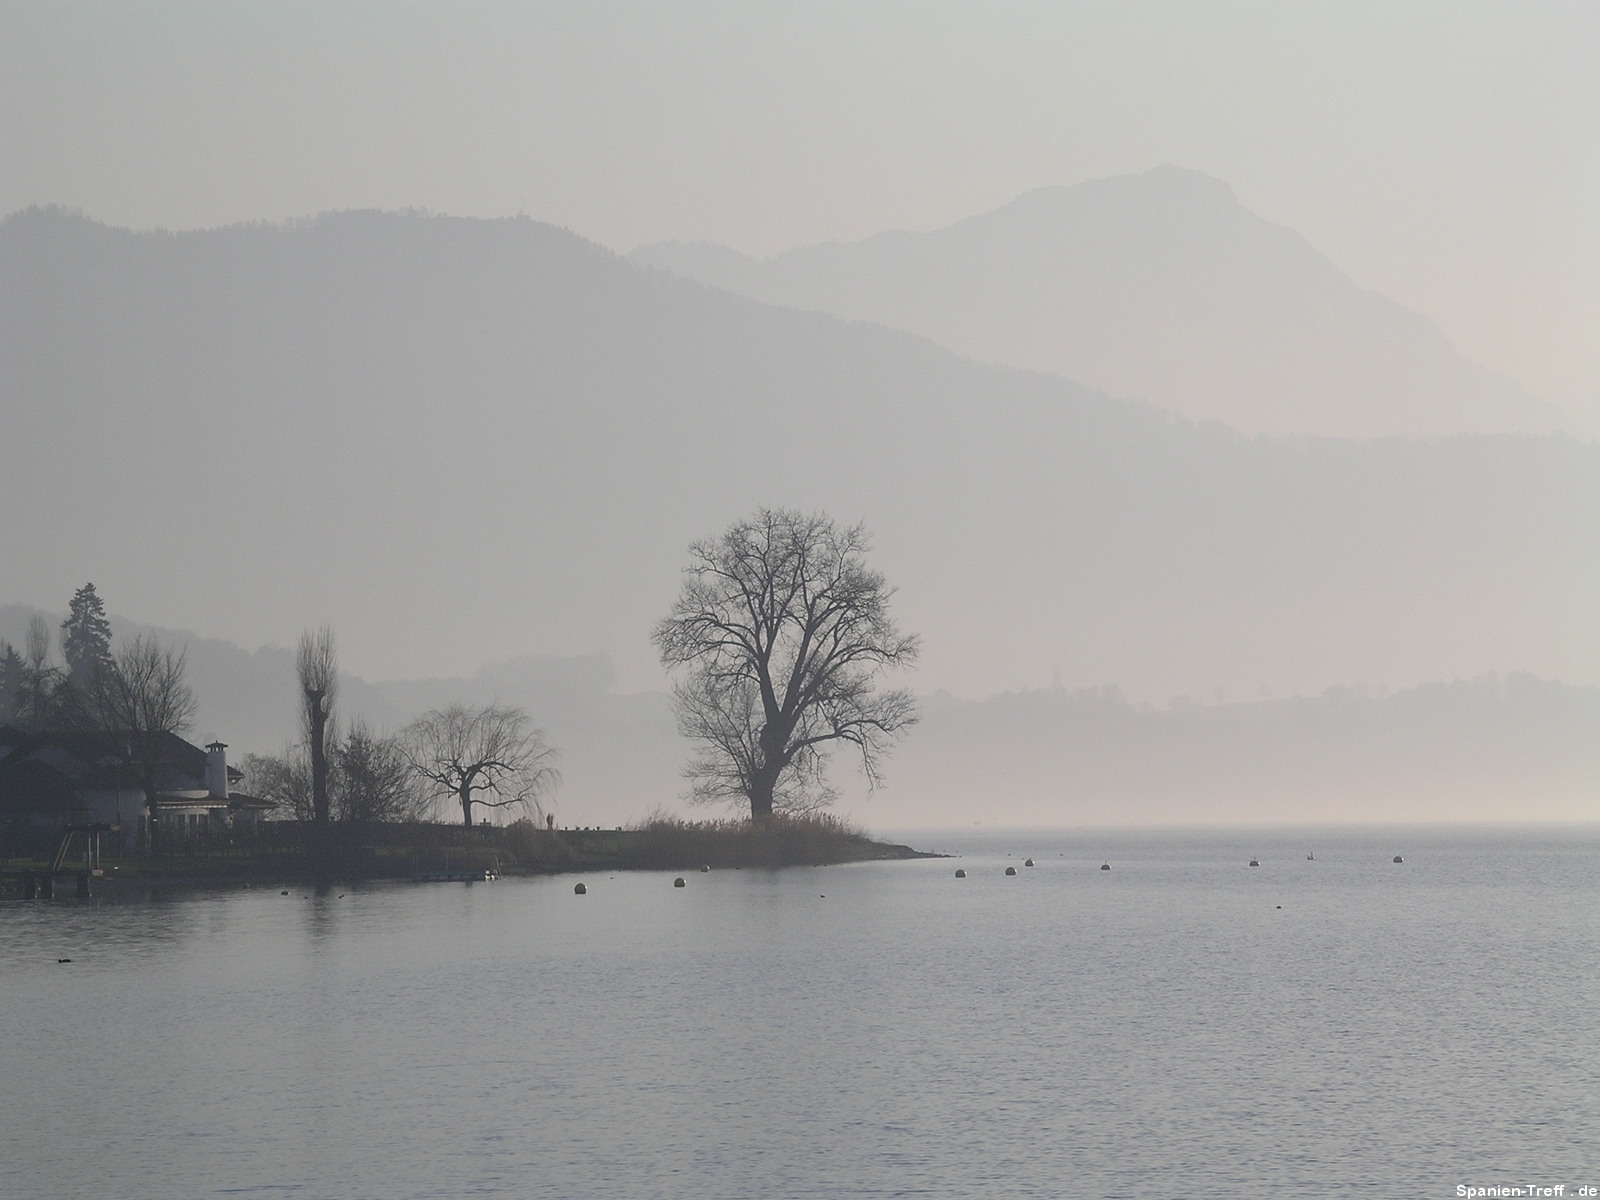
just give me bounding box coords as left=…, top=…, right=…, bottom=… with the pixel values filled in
left=1005, top=866, right=1017, bottom=876
left=1393, top=855, right=1404, bottom=864
left=700, top=864, right=711, bottom=873
left=1024, top=859, right=1035, bottom=867
left=1249, top=859, right=1260, bottom=867
left=673, top=877, right=686, bottom=887
left=573, top=882, right=587, bottom=895
left=1276, top=905, right=1282, bottom=909
left=955, top=869, right=967, bottom=878
left=1100, top=862, right=1111, bottom=871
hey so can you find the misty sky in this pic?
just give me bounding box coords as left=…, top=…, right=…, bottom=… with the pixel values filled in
left=3, top=1, right=1596, bottom=421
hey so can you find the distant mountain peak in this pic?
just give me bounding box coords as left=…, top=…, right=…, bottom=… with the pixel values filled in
left=625, top=167, right=1563, bottom=438
left=1013, top=163, right=1240, bottom=206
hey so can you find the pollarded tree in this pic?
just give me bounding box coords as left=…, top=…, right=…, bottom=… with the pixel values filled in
left=653, top=508, right=920, bottom=822
left=403, top=703, right=559, bottom=827
left=61, top=583, right=113, bottom=689
left=297, top=627, right=337, bottom=828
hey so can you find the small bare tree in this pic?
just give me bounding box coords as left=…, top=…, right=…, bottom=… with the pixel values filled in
left=239, top=748, right=312, bottom=822
left=297, top=627, right=337, bottom=828
left=403, top=703, right=559, bottom=827
left=337, top=721, right=427, bottom=824
left=654, top=508, right=919, bottom=821
left=71, top=634, right=198, bottom=850
left=16, top=614, right=59, bottom=728
left=244, top=723, right=422, bottom=825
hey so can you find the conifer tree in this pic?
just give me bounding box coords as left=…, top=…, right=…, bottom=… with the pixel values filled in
left=0, top=641, right=24, bottom=724
left=61, top=583, right=113, bottom=688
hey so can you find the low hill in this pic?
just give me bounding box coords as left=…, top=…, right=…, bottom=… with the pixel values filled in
left=3, top=205, right=1596, bottom=707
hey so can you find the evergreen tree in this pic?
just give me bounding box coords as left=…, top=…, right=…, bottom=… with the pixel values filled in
left=61, top=583, right=113, bottom=688
left=0, top=641, right=24, bottom=724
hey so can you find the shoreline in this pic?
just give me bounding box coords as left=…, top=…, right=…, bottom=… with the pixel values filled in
left=1, top=827, right=944, bottom=898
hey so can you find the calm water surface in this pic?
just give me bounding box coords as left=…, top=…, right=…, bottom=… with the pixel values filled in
left=3, top=825, right=1596, bottom=1199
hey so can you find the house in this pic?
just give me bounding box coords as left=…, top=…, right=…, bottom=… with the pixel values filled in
left=0, top=726, right=272, bottom=850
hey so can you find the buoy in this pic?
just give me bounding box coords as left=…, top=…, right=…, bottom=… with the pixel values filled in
left=674, top=877, right=686, bottom=887
left=1276, top=905, right=1282, bottom=909
left=955, top=869, right=967, bottom=878
left=1393, top=855, right=1404, bottom=864
left=1249, top=859, right=1260, bottom=867
left=280, top=890, right=289, bottom=896
left=1005, top=866, right=1017, bottom=875
left=1100, top=862, right=1110, bottom=871
left=573, top=882, right=587, bottom=895
left=700, top=864, right=710, bottom=872
left=1024, top=858, right=1035, bottom=867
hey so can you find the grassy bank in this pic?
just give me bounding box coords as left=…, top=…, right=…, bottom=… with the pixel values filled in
left=607, top=813, right=932, bottom=870
left=0, top=815, right=933, bottom=893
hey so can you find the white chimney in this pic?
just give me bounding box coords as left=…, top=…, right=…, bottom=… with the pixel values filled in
left=205, top=741, right=230, bottom=800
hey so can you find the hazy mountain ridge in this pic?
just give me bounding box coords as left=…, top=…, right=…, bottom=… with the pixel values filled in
left=882, top=673, right=1599, bottom=828
left=3, top=205, right=1596, bottom=708
left=631, top=166, right=1565, bottom=438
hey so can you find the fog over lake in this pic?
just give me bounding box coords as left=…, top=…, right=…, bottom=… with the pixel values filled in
left=2, top=4, right=1596, bottom=1196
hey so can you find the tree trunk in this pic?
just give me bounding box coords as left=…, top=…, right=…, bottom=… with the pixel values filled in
left=747, top=770, right=776, bottom=823
left=748, top=723, right=783, bottom=822
left=308, top=690, right=330, bottom=826
left=459, top=783, right=474, bottom=827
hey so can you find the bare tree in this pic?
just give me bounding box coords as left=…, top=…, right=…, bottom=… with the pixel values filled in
left=297, top=627, right=337, bottom=828
left=337, top=721, right=427, bottom=824
left=239, top=748, right=312, bottom=822
left=653, top=508, right=919, bottom=821
left=72, top=634, right=198, bottom=850
left=403, top=703, right=559, bottom=827
left=244, top=723, right=423, bottom=825
left=16, top=614, right=59, bottom=728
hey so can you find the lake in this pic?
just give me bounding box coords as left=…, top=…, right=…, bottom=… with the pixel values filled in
left=3, top=825, right=1596, bottom=1199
